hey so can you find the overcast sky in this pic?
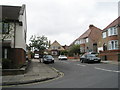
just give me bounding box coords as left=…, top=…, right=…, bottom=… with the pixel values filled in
left=1, top=0, right=119, bottom=46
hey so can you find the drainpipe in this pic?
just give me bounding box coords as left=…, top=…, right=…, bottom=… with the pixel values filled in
left=14, top=21, right=16, bottom=48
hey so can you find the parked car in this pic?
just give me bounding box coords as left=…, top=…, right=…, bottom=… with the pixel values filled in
left=43, top=55, right=54, bottom=64
left=80, top=54, right=101, bottom=63
left=58, top=55, right=67, bottom=60
left=34, top=54, right=39, bottom=59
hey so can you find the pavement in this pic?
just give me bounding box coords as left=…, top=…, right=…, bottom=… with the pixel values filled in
left=101, top=60, right=119, bottom=65
left=1, top=59, right=60, bottom=86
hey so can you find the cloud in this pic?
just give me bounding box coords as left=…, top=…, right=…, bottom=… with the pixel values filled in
left=1, top=0, right=119, bottom=45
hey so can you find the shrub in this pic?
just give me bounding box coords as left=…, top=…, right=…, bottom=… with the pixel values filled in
left=2, top=58, right=12, bottom=69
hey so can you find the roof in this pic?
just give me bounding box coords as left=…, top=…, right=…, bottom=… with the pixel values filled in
left=0, top=5, right=25, bottom=21
left=78, top=25, right=102, bottom=40
left=49, top=40, right=65, bottom=50
left=103, top=16, right=120, bottom=31
left=69, top=25, right=102, bottom=46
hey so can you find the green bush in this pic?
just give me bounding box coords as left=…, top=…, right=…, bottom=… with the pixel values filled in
left=2, top=58, right=12, bottom=69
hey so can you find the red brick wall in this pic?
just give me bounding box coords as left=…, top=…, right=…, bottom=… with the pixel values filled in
left=8, top=48, right=26, bottom=67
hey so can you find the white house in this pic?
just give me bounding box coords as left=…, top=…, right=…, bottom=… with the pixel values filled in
left=0, top=4, right=27, bottom=67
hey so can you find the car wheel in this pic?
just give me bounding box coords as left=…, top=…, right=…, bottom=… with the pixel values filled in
left=98, top=60, right=101, bottom=63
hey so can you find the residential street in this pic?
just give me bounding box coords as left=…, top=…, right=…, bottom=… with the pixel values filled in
left=4, top=58, right=119, bottom=88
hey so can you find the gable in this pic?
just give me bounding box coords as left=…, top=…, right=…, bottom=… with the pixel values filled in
left=49, top=40, right=64, bottom=50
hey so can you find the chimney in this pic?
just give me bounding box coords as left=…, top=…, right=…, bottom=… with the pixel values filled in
left=20, top=4, right=26, bottom=15
left=89, top=24, right=94, bottom=29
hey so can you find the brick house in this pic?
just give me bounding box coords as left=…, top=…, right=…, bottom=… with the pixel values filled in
left=1, top=5, right=27, bottom=67
left=98, top=17, right=120, bottom=61
left=48, top=40, right=65, bottom=56
left=71, top=25, right=102, bottom=53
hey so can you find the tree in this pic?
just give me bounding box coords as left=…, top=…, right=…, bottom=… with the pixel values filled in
left=29, top=35, right=49, bottom=55
left=60, top=50, right=68, bottom=56
left=68, top=45, right=80, bottom=56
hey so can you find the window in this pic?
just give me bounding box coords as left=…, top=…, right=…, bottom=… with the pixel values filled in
left=2, top=22, right=9, bottom=34
left=86, top=38, right=89, bottom=43
left=4, top=49, right=8, bottom=59
left=108, top=27, right=118, bottom=36
left=75, top=40, right=80, bottom=45
left=80, top=39, right=85, bottom=44
left=58, top=47, right=61, bottom=49
left=108, top=40, right=118, bottom=50
left=102, top=32, right=106, bottom=38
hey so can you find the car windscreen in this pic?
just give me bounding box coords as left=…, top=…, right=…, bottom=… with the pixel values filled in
left=44, top=55, right=53, bottom=59
left=87, top=54, right=96, bottom=57
left=60, top=55, right=66, bottom=57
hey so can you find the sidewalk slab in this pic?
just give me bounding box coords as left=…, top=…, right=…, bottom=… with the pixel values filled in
left=2, top=59, right=60, bottom=86
left=101, top=61, right=119, bottom=65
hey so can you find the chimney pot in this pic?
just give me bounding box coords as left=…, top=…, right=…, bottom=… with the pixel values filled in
left=89, top=24, right=94, bottom=28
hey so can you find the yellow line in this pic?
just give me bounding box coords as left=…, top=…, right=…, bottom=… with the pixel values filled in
left=1, top=68, right=64, bottom=88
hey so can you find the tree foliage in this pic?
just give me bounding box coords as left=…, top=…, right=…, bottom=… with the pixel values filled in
left=60, top=50, right=68, bottom=55
left=29, top=35, right=48, bottom=53
left=68, top=45, right=80, bottom=56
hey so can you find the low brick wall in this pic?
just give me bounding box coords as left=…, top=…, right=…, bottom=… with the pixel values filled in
left=99, top=50, right=120, bottom=61
left=67, top=57, right=79, bottom=59
left=2, top=60, right=31, bottom=76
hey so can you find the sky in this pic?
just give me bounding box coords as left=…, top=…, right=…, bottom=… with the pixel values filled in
left=1, top=0, right=119, bottom=46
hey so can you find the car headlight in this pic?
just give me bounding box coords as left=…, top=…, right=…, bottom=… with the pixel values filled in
left=52, top=58, right=54, bottom=60
left=44, top=58, right=47, bottom=61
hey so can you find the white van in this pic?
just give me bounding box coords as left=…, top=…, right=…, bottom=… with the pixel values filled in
left=34, top=54, right=39, bottom=59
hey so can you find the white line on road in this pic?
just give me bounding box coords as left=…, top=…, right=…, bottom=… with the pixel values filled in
left=76, top=64, right=86, bottom=67
left=94, top=67, right=120, bottom=73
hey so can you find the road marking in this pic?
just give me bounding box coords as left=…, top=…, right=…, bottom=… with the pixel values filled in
left=77, top=64, right=86, bottom=67
left=94, top=67, right=120, bottom=73
left=62, top=61, right=69, bottom=64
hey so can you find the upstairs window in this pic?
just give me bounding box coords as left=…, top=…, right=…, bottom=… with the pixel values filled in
left=108, top=26, right=118, bottom=36
left=102, top=32, right=107, bottom=38
left=108, top=40, right=118, bottom=50
left=1, top=22, right=9, bottom=34
left=80, top=39, right=85, bottom=44
left=75, top=40, right=80, bottom=45
left=86, top=38, right=89, bottom=43
left=58, top=47, right=61, bottom=49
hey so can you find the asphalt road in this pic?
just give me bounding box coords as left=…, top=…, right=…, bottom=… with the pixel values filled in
left=4, top=59, right=119, bottom=88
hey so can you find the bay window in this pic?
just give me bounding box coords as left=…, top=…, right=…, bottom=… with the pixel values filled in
left=108, top=40, right=118, bottom=50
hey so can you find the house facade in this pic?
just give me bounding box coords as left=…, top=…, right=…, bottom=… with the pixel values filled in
left=48, top=40, right=65, bottom=56
left=98, top=17, right=120, bottom=61
left=1, top=5, right=27, bottom=67
left=71, top=25, right=102, bottom=53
